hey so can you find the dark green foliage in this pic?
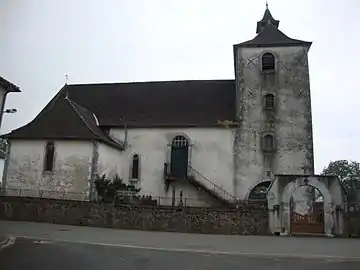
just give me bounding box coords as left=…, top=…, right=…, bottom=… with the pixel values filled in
left=322, top=160, right=360, bottom=202
left=94, top=174, right=140, bottom=203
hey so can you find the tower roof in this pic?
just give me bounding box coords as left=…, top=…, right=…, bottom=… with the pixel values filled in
left=256, top=5, right=279, bottom=33
left=234, top=5, right=311, bottom=48
left=235, top=23, right=311, bottom=48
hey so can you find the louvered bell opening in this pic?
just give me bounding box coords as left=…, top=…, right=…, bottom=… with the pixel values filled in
left=262, top=53, right=275, bottom=71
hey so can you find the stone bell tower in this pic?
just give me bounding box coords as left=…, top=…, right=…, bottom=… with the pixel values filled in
left=233, top=5, right=314, bottom=199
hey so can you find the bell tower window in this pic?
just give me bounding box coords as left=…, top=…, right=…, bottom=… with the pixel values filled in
left=265, top=94, right=275, bottom=109
left=262, top=53, right=275, bottom=71
left=262, top=134, right=276, bottom=152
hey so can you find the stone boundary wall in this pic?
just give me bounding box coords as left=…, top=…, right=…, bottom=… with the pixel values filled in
left=0, top=196, right=269, bottom=235
left=345, top=204, right=360, bottom=238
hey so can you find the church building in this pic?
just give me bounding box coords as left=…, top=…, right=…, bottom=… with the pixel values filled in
left=1, top=6, right=314, bottom=206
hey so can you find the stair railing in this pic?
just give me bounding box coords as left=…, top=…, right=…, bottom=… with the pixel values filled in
left=188, top=165, right=236, bottom=203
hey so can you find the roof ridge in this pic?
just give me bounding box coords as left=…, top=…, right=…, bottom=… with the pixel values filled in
left=64, top=95, right=100, bottom=140
left=64, top=96, right=124, bottom=150
left=67, top=79, right=235, bottom=87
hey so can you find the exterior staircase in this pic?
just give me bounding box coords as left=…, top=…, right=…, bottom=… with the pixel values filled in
left=187, top=166, right=237, bottom=207
left=163, top=162, right=237, bottom=207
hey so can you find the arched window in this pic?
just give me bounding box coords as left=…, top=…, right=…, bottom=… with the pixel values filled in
left=262, top=53, right=275, bottom=71
left=249, top=181, right=271, bottom=201
left=44, top=142, right=55, bottom=171
left=172, top=135, right=189, bottom=148
left=131, top=154, right=140, bottom=180
left=262, top=134, right=275, bottom=152
left=265, top=94, right=275, bottom=109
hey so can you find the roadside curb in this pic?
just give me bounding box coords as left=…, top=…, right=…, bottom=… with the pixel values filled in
left=0, top=237, right=9, bottom=245
left=0, top=236, right=16, bottom=250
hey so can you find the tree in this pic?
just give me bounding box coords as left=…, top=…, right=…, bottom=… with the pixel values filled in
left=94, top=174, right=140, bottom=203
left=322, top=160, right=360, bottom=202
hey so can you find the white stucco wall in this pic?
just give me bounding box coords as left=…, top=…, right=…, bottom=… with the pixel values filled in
left=5, top=140, right=93, bottom=200
left=97, top=142, right=125, bottom=179
left=108, top=127, right=235, bottom=205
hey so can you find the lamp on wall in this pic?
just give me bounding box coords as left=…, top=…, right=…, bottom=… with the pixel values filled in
left=3, top=108, right=17, bottom=114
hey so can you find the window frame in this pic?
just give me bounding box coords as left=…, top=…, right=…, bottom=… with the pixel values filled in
left=130, top=153, right=141, bottom=182
left=44, top=142, right=55, bottom=172
left=261, top=52, right=276, bottom=72
left=264, top=93, right=275, bottom=110
left=261, top=133, right=276, bottom=152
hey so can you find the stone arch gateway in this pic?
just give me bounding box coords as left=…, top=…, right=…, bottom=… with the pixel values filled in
left=267, top=175, right=347, bottom=237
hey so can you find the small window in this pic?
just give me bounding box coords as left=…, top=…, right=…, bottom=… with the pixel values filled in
left=262, top=134, right=275, bottom=152
left=44, top=142, right=55, bottom=171
left=172, top=135, right=189, bottom=148
left=262, top=53, right=275, bottom=71
left=131, top=154, right=140, bottom=180
left=265, top=94, right=275, bottom=109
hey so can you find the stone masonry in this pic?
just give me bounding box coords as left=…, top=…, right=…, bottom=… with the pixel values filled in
left=0, top=196, right=269, bottom=235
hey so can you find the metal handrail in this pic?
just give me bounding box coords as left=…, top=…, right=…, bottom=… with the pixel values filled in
left=188, top=165, right=236, bottom=203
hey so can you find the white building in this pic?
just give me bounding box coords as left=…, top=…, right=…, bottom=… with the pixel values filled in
left=2, top=6, right=315, bottom=206
left=0, top=76, right=21, bottom=189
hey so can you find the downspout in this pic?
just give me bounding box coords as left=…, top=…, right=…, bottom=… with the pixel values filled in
left=89, top=140, right=99, bottom=201
left=1, top=140, right=11, bottom=194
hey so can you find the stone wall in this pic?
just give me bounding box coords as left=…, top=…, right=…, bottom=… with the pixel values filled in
left=345, top=204, right=360, bottom=238
left=5, top=140, right=93, bottom=199
left=234, top=46, right=314, bottom=200
left=0, top=196, right=269, bottom=235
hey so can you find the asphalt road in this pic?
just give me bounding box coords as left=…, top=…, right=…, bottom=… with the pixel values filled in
left=1, top=238, right=360, bottom=270
left=0, top=221, right=360, bottom=269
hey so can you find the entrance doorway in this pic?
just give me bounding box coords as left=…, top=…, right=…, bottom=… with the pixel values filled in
left=290, top=185, right=324, bottom=234
left=170, top=135, right=189, bottom=178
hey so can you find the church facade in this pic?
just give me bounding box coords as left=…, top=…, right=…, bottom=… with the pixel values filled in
left=1, top=7, right=314, bottom=206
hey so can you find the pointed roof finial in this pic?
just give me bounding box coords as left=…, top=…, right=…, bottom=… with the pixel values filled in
left=256, top=1, right=279, bottom=33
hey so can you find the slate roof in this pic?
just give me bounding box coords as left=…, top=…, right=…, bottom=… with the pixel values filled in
left=3, top=80, right=237, bottom=143
left=0, top=76, right=21, bottom=92
left=2, top=88, right=124, bottom=150
left=235, top=23, right=312, bottom=48
left=65, top=80, right=236, bottom=127
left=256, top=7, right=279, bottom=33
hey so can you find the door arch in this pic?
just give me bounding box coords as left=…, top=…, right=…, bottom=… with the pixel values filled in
left=170, top=135, right=189, bottom=178
left=290, top=185, right=324, bottom=234
left=281, top=177, right=333, bottom=235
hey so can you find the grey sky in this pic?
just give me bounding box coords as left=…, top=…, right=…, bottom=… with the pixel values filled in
left=1, top=0, right=359, bottom=173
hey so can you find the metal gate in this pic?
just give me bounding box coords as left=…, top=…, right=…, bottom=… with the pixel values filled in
left=290, top=200, right=324, bottom=234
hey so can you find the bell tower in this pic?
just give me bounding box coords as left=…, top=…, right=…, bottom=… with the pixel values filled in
left=233, top=5, right=314, bottom=199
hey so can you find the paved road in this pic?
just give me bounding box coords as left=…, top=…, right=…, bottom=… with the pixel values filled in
left=1, top=238, right=360, bottom=270
left=0, top=221, right=360, bottom=269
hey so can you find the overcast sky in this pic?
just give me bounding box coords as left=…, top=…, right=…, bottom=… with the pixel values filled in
left=1, top=0, right=359, bottom=173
